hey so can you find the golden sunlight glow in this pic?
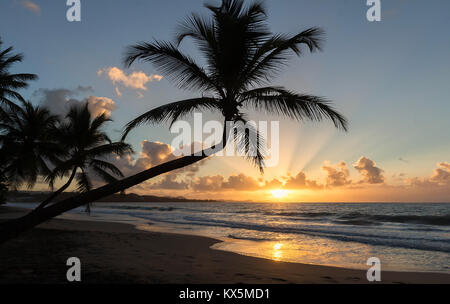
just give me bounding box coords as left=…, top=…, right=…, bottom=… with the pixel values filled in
left=270, top=189, right=290, bottom=199
left=273, top=243, right=283, bottom=250
left=272, top=243, right=283, bottom=261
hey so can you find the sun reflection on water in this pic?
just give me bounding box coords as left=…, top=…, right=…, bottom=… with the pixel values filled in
left=272, top=243, right=283, bottom=261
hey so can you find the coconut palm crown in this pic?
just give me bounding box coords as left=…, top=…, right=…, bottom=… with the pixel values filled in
left=0, top=101, right=62, bottom=188
left=0, top=38, right=37, bottom=111
left=41, top=104, right=133, bottom=210
left=122, top=0, right=348, bottom=172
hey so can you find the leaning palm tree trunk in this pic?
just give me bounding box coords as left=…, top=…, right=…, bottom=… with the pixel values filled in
left=0, top=149, right=210, bottom=244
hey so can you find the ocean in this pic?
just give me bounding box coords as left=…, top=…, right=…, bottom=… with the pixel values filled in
left=9, top=202, right=450, bottom=273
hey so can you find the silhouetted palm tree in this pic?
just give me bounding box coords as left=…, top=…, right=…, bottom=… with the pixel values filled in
left=0, top=0, right=348, bottom=243
left=122, top=0, right=347, bottom=171
left=35, top=104, right=133, bottom=212
left=0, top=38, right=37, bottom=111
left=0, top=101, right=63, bottom=188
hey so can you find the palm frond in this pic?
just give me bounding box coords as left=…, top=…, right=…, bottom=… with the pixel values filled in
left=229, top=115, right=266, bottom=173
left=44, top=159, right=78, bottom=190
left=86, top=142, right=133, bottom=159
left=122, top=97, right=220, bottom=139
left=89, top=158, right=124, bottom=178
left=91, top=165, right=120, bottom=184
left=76, top=170, right=92, bottom=193
left=242, top=27, right=324, bottom=87
left=240, top=86, right=348, bottom=131
left=123, top=40, right=221, bottom=94
left=90, top=112, right=112, bottom=133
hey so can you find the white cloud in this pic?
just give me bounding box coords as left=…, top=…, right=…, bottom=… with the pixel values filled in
left=97, top=67, right=163, bottom=97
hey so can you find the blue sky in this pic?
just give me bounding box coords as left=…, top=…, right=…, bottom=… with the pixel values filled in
left=1, top=0, right=450, bottom=201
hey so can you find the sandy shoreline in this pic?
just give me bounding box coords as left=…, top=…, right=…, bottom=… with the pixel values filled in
left=0, top=206, right=449, bottom=284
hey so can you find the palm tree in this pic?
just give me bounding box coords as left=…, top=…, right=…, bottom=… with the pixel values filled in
left=0, top=101, right=63, bottom=189
left=0, top=37, right=38, bottom=208
left=0, top=0, right=348, bottom=243
left=35, top=104, right=133, bottom=212
left=121, top=0, right=347, bottom=170
left=0, top=37, right=37, bottom=111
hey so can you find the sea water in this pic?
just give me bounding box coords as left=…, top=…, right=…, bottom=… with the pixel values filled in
left=8, top=202, right=450, bottom=273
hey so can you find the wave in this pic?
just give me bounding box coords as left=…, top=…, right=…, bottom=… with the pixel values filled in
left=227, top=234, right=274, bottom=242
left=106, top=205, right=177, bottom=212
left=263, top=209, right=450, bottom=226
left=338, top=213, right=450, bottom=226
left=263, top=211, right=334, bottom=218
left=146, top=216, right=450, bottom=253
left=333, top=219, right=382, bottom=226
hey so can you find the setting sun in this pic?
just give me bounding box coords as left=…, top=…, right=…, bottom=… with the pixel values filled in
left=270, top=189, right=290, bottom=199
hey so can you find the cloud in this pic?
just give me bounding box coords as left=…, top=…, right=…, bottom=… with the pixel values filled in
left=188, top=170, right=324, bottom=193
left=109, top=141, right=178, bottom=178
left=139, top=141, right=177, bottom=167
left=191, top=175, right=224, bottom=192
left=430, top=162, right=450, bottom=185
left=84, top=96, right=116, bottom=117
left=222, top=174, right=260, bottom=191
left=21, top=0, right=40, bottom=15
left=264, top=178, right=284, bottom=189
left=98, top=67, right=163, bottom=97
left=103, top=141, right=208, bottom=190
left=283, top=172, right=323, bottom=190
left=409, top=162, right=450, bottom=187
left=353, top=157, right=385, bottom=184
left=34, top=87, right=116, bottom=117
left=322, top=161, right=351, bottom=187
left=190, top=174, right=260, bottom=192
left=148, top=175, right=189, bottom=190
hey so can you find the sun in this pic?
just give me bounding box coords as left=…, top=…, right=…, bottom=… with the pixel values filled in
left=270, top=189, right=290, bottom=199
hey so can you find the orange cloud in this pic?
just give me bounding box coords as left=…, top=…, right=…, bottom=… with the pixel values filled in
left=191, top=175, right=224, bottom=192
left=85, top=96, right=116, bottom=117
left=353, top=157, right=385, bottom=184
left=21, top=0, right=40, bottom=15
left=322, top=161, right=351, bottom=187
left=222, top=174, right=260, bottom=191
left=284, top=172, right=323, bottom=190
left=97, top=67, right=163, bottom=96
left=407, top=162, right=450, bottom=187
left=430, top=162, right=450, bottom=185
left=148, top=175, right=189, bottom=190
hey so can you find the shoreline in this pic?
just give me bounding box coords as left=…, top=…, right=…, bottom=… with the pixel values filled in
left=1, top=207, right=449, bottom=284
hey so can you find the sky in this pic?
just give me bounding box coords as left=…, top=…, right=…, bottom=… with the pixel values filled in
left=1, top=0, right=449, bottom=202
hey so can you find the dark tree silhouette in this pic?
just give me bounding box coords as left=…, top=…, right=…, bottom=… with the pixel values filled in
left=0, top=0, right=348, bottom=243
left=0, top=174, right=7, bottom=205
left=0, top=101, right=63, bottom=188
left=0, top=37, right=37, bottom=112
left=35, top=104, right=132, bottom=213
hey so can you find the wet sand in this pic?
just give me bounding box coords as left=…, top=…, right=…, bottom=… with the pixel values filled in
left=0, top=207, right=449, bottom=284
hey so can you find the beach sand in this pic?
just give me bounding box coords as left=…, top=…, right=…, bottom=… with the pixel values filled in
left=1, top=207, right=449, bottom=284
